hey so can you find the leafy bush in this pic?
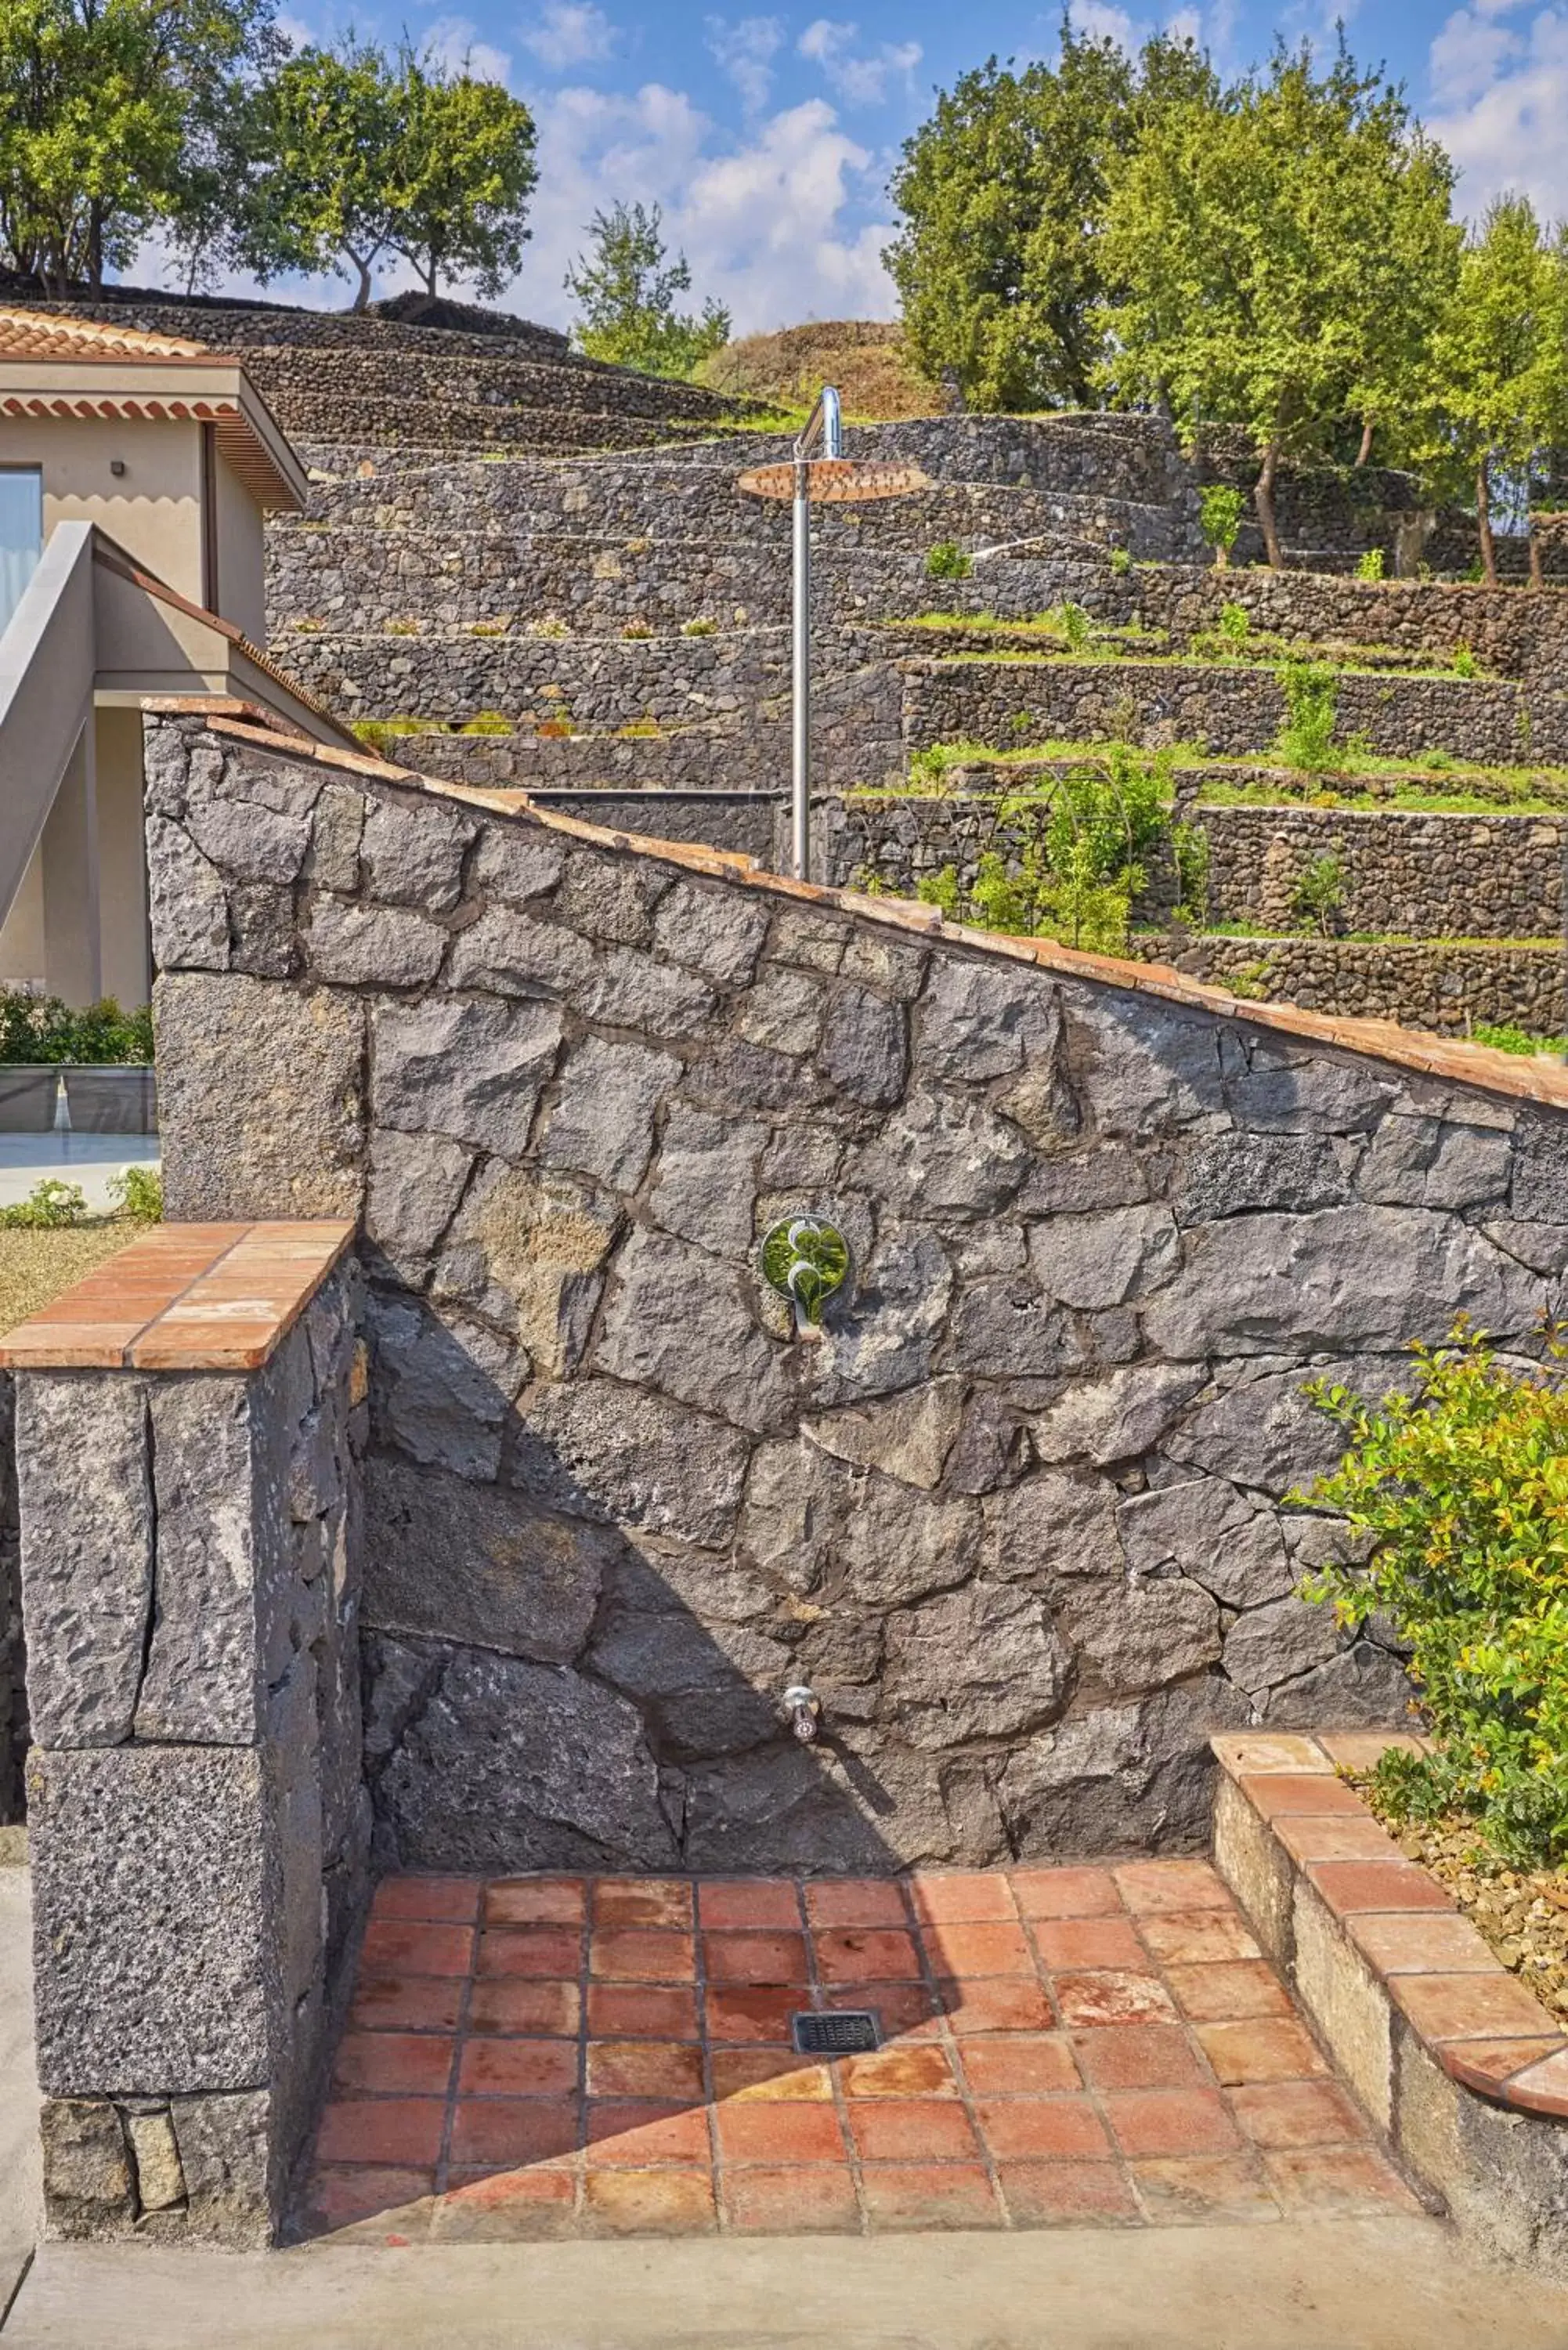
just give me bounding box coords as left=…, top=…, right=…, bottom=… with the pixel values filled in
left=110, top=1166, right=162, bottom=1223
left=1273, top=661, right=1340, bottom=772
left=1110, top=547, right=1133, bottom=576
left=460, top=711, right=514, bottom=736
left=926, top=540, right=973, bottom=581
left=1297, top=1321, right=1568, bottom=1868
left=681, top=616, right=717, bottom=637
left=1451, top=643, right=1478, bottom=678
left=1472, top=1022, right=1568, bottom=1058
left=1288, top=847, right=1346, bottom=935
left=620, top=620, right=653, bottom=640
left=0, top=992, right=153, bottom=1065
left=1355, top=547, right=1386, bottom=580
left=0, top=1179, right=88, bottom=1229
left=916, top=866, right=961, bottom=918
left=1172, top=820, right=1210, bottom=924
left=1198, top=484, right=1245, bottom=567
left=1048, top=600, right=1092, bottom=649
left=1217, top=601, right=1251, bottom=644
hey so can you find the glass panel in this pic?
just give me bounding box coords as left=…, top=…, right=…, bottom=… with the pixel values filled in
left=0, top=470, right=42, bottom=635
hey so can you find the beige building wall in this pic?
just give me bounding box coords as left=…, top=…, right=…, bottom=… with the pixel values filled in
left=2, top=416, right=207, bottom=606
left=211, top=439, right=267, bottom=643
left=95, top=707, right=149, bottom=1007
left=0, top=838, right=43, bottom=987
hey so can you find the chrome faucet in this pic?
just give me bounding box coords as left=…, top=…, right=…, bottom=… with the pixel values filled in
left=782, top=1683, right=822, bottom=1743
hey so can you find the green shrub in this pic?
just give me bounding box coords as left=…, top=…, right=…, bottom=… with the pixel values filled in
left=681, top=616, right=717, bottom=636
left=1048, top=600, right=1091, bottom=649
left=1472, top=1022, right=1568, bottom=1058
left=1452, top=643, right=1478, bottom=678
left=1274, top=662, right=1340, bottom=772
left=1109, top=547, right=1133, bottom=576
left=1288, top=847, right=1346, bottom=935
left=916, top=866, right=961, bottom=918
left=0, top=992, right=153, bottom=1065
left=1217, top=601, right=1251, bottom=645
left=620, top=620, right=653, bottom=640
left=1297, top=1320, right=1568, bottom=1868
left=110, top=1166, right=162, bottom=1223
left=0, top=1178, right=88, bottom=1228
left=926, top=540, right=973, bottom=581
left=1355, top=548, right=1386, bottom=581
left=1172, top=821, right=1210, bottom=925
left=460, top=711, right=514, bottom=736
left=1198, top=484, right=1245, bottom=568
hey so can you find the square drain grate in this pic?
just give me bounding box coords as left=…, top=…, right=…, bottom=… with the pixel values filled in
left=792, top=2008, right=881, bottom=2056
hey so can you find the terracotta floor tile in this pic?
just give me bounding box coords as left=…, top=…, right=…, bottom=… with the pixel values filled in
left=1132, top=2153, right=1279, bottom=2225
left=483, top=1878, right=587, bottom=1927
left=920, top=1921, right=1034, bottom=1979
left=449, top=2099, right=580, bottom=2168
left=848, top=2099, right=981, bottom=2163
left=1011, top=1867, right=1122, bottom=1921
left=583, top=2169, right=717, bottom=2236
left=457, top=2038, right=581, bottom=2098
left=958, top=2036, right=1081, bottom=2098
left=331, top=2031, right=457, bottom=2098
left=1347, top=1911, right=1498, bottom=1975
left=587, top=1984, right=698, bottom=2041
left=859, top=2164, right=1002, bottom=2231
left=722, top=2164, right=862, bottom=2235
left=712, top=2049, right=833, bottom=2102
left=1274, top=1814, right=1404, bottom=1866
left=1033, top=1917, right=1147, bottom=1972
left=938, top=1978, right=1057, bottom=2036
left=584, top=2102, right=712, bottom=2167
left=999, top=2162, right=1138, bottom=2226
left=715, top=2100, right=848, bottom=2164
left=1112, top=1860, right=1230, bottom=1914
left=814, top=1928, right=923, bottom=1983
left=805, top=1879, right=910, bottom=1929
left=349, top=1975, right=464, bottom=2035
left=697, top=1879, right=800, bottom=1931
left=358, top=1921, right=475, bottom=1979
left=1136, top=1911, right=1262, bottom=1965
left=316, top=2098, right=446, bottom=2167
left=704, top=1986, right=807, bottom=2044
left=1230, top=2080, right=1369, bottom=2150
left=478, top=1925, right=583, bottom=1979
left=468, top=1979, right=580, bottom=2039
left=1307, top=1860, right=1454, bottom=1916
left=702, top=1931, right=809, bottom=1986
left=430, top=2168, right=577, bottom=2241
left=840, top=2044, right=956, bottom=2099
left=826, top=1982, right=940, bottom=2040
left=302, top=2166, right=435, bottom=2240
left=586, top=2041, right=706, bottom=2101
left=593, top=1878, right=694, bottom=1930
left=1237, top=1774, right=1364, bottom=1819
left=975, top=2096, right=1111, bottom=2162
left=1196, top=2019, right=1328, bottom=2086
left=1163, top=1962, right=1292, bottom=2024
left=590, top=1929, right=697, bottom=1983
left=909, top=1871, right=1019, bottom=1924
left=371, top=1876, right=482, bottom=1925
left=1073, top=2024, right=1206, bottom=2092
left=1053, top=1972, right=1178, bottom=2029
left=1263, top=2145, right=1422, bottom=2217
left=1392, top=1969, right=1556, bottom=2041
left=1101, top=2089, right=1241, bottom=2160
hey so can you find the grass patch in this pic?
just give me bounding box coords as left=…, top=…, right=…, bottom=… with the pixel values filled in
left=0, top=1220, right=139, bottom=1338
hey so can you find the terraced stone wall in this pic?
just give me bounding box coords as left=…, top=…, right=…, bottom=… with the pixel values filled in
left=1140, top=937, right=1566, bottom=1035
left=144, top=714, right=1568, bottom=1880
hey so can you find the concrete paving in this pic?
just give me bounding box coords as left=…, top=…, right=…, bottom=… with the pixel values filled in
left=0, top=1867, right=39, bottom=2327
left=8, top=2218, right=1568, bottom=2349
left=0, top=1135, right=157, bottom=1209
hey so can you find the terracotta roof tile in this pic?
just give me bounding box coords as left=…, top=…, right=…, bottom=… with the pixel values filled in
left=0, top=304, right=208, bottom=363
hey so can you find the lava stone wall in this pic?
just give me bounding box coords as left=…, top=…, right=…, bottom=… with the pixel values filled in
left=0, top=1374, right=19, bottom=1824
left=145, top=716, right=1568, bottom=1878
left=1137, top=937, right=1567, bottom=1036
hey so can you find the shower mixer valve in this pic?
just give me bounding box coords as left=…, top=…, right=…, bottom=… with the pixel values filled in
left=782, top=1684, right=822, bottom=1743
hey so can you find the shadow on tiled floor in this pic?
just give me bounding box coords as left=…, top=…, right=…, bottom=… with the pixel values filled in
left=301, top=1858, right=1419, bottom=2242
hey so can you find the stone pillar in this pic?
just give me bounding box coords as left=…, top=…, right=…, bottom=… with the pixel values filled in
left=2, top=1222, right=368, bottom=2246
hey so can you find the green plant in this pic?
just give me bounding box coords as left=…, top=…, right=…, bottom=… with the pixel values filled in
left=1451, top=642, right=1478, bottom=678
left=1217, top=600, right=1251, bottom=644
left=1297, top=1319, right=1568, bottom=1868
left=1172, top=820, right=1210, bottom=924
left=1219, top=957, right=1271, bottom=1000
left=528, top=616, right=569, bottom=638
left=926, top=540, right=973, bottom=581
left=565, top=198, right=729, bottom=378
left=1288, top=847, right=1346, bottom=935
left=0, top=992, right=152, bottom=1066
left=1355, top=547, right=1386, bottom=580
left=620, top=620, right=653, bottom=640
left=916, top=866, right=962, bottom=918
left=1110, top=547, right=1133, bottom=576
left=468, top=619, right=509, bottom=638
left=1049, top=599, right=1091, bottom=649
left=1472, top=1022, right=1568, bottom=1058
left=383, top=617, right=419, bottom=635
left=459, top=711, right=513, bottom=736
left=681, top=616, right=717, bottom=636
left=0, top=1179, right=89, bottom=1230
left=110, top=1166, right=163, bottom=1223
left=1198, top=484, right=1246, bottom=568
left=1274, top=661, right=1340, bottom=772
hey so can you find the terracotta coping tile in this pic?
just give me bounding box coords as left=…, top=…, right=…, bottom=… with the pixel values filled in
left=1438, top=2038, right=1568, bottom=2099
left=1315, top=1733, right=1431, bottom=1767
left=1236, top=1775, right=1365, bottom=1819
left=1392, top=1969, right=1562, bottom=2044
left=1272, top=1815, right=1405, bottom=1866
left=1304, top=1860, right=1454, bottom=1917
left=1464, top=2045, right=1568, bottom=2118
left=1347, top=1911, right=1501, bottom=1978
left=1210, top=1735, right=1332, bottom=1777
left=0, top=1218, right=356, bottom=1372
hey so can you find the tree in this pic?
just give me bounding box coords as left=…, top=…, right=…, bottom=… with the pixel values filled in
left=0, top=0, right=276, bottom=290
left=1420, top=197, right=1568, bottom=586
left=381, top=47, right=537, bottom=303
left=236, top=38, right=398, bottom=306
left=565, top=201, right=730, bottom=378
left=884, top=25, right=1216, bottom=412
left=1097, top=42, right=1459, bottom=566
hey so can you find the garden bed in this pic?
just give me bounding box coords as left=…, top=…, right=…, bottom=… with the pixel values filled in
left=1359, top=1796, right=1568, bottom=2032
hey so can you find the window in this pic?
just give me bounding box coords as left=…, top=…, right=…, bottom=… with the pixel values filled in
left=0, top=470, right=43, bottom=634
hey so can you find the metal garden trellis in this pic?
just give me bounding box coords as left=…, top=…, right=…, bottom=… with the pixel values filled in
left=737, top=386, right=930, bottom=880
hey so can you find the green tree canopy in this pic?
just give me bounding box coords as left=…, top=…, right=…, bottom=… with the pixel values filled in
left=1097, top=42, right=1458, bottom=566
left=565, top=200, right=730, bottom=378
left=0, top=0, right=275, bottom=289
left=1417, top=195, right=1568, bottom=584
left=381, top=47, right=537, bottom=302
left=883, top=24, right=1216, bottom=412
left=234, top=35, right=397, bottom=307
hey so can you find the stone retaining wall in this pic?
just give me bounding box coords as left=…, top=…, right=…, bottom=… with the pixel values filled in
left=144, top=714, right=1568, bottom=1885
left=1138, top=936, right=1566, bottom=1033
left=0, top=1372, right=17, bottom=1824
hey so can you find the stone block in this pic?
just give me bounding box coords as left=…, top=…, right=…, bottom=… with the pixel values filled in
left=941, top=1276, right=1075, bottom=1378
left=1357, top=1115, right=1512, bottom=1211
left=363, top=1455, right=605, bottom=1661
left=982, top=1469, right=1126, bottom=1582
left=1118, top=1477, right=1293, bottom=1609
left=1212, top=1770, right=1295, bottom=1965
left=170, top=2089, right=277, bottom=2248
left=916, top=958, right=1035, bottom=1078
left=647, top=1106, right=765, bottom=1257
left=371, top=993, right=562, bottom=1158
left=146, top=818, right=229, bottom=971
left=540, top=1035, right=680, bottom=1191
left=1000, top=1681, right=1245, bottom=1858
left=228, top=882, right=298, bottom=978
left=125, top=2108, right=186, bottom=2211
left=884, top=1581, right=1070, bottom=1745
left=186, top=793, right=312, bottom=886
left=803, top=1380, right=964, bottom=1491
left=436, top=1166, right=614, bottom=1377
left=1017, top=1144, right=1151, bottom=1216
left=305, top=783, right=364, bottom=891
left=17, top=1376, right=151, bottom=1747
left=593, top=1228, right=794, bottom=1435
left=367, top=1126, right=473, bottom=1261
left=360, top=790, right=476, bottom=911
left=835, top=1477, right=981, bottom=1607
left=1030, top=1362, right=1209, bottom=1468
left=1290, top=1875, right=1393, bottom=2131
left=1060, top=1574, right=1221, bottom=1696
left=1028, top=1204, right=1180, bottom=1309
left=367, top=1293, right=522, bottom=1480
left=1262, top=1640, right=1414, bottom=1728
left=137, top=1377, right=262, bottom=1744
left=555, top=851, right=668, bottom=945
left=40, top=2099, right=135, bottom=2239
left=1221, top=1593, right=1342, bottom=1697
left=583, top=945, right=718, bottom=1039
left=815, top=1226, right=953, bottom=1400
left=818, top=984, right=907, bottom=1106
left=853, top=1090, right=1029, bottom=1218
left=470, top=825, right=565, bottom=906
left=1165, top=1354, right=1416, bottom=1497
left=737, top=967, right=826, bottom=1055
left=512, top=1377, right=750, bottom=1547
left=28, top=1744, right=278, bottom=2095
left=652, top=880, right=768, bottom=982
left=305, top=898, right=447, bottom=988
left=1174, top=1130, right=1349, bottom=1221
left=1223, top=1052, right=1396, bottom=1133
left=445, top=905, right=592, bottom=996
left=1062, top=991, right=1226, bottom=1134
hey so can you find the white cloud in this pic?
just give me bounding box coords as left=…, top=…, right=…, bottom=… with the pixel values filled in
left=1427, top=5, right=1568, bottom=224
left=797, top=19, right=922, bottom=107
left=420, top=14, right=512, bottom=81
left=518, top=3, right=615, bottom=72
left=705, top=16, right=784, bottom=116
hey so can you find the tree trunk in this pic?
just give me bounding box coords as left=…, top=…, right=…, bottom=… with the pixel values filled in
left=349, top=252, right=372, bottom=311
left=1354, top=418, right=1375, bottom=468
left=1476, top=457, right=1498, bottom=586
left=1255, top=439, right=1284, bottom=569
left=87, top=205, right=103, bottom=294
left=1529, top=515, right=1545, bottom=591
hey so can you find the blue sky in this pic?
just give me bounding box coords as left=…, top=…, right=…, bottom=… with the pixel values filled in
left=214, top=1, right=1568, bottom=333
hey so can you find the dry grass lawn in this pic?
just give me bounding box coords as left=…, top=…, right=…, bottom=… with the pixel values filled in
left=0, top=1223, right=139, bottom=1339
left=698, top=320, right=944, bottom=421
